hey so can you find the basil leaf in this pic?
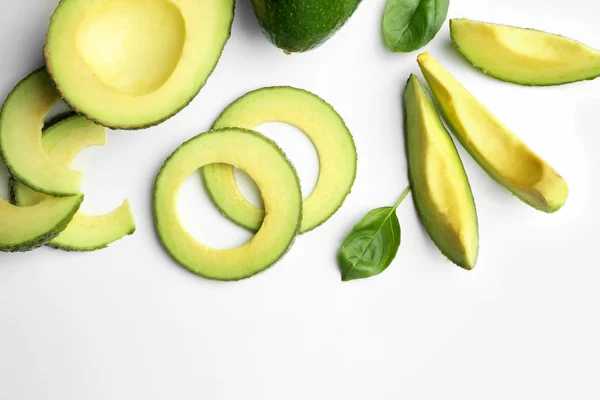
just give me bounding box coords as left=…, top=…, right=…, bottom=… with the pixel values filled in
left=338, top=187, right=411, bottom=281
left=383, top=0, right=449, bottom=53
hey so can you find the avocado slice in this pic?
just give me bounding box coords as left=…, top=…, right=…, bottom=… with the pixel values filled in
left=203, top=86, right=357, bottom=233
left=0, top=69, right=82, bottom=196
left=417, top=53, right=569, bottom=213
left=251, top=0, right=362, bottom=52
left=1, top=123, right=83, bottom=252
left=45, top=0, right=235, bottom=129
left=155, top=128, right=302, bottom=281
left=404, top=75, right=479, bottom=270
left=11, top=115, right=136, bottom=251
left=450, top=18, right=600, bottom=86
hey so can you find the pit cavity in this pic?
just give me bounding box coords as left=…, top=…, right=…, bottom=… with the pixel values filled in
left=76, top=0, right=185, bottom=96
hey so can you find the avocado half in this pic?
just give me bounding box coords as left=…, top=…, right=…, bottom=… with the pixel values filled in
left=450, top=18, right=600, bottom=86
left=45, top=0, right=235, bottom=129
left=404, top=75, right=479, bottom=270
left=12, top=115, right=136, bottom=251
left=417, top=53, right=569, bottom=213
left=251, top=0, right=362, bottom=52
left=155, top=128, right=302, bottom=281
left=203, top=86, right=357, bottom=233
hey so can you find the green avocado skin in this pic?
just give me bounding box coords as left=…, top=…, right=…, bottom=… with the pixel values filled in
left=251, top=0, right=362, bottom=52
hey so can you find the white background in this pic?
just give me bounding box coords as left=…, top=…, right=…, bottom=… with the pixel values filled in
left=1, top=0, right=599, bottom=398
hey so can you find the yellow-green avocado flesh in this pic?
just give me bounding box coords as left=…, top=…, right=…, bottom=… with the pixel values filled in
left=12, top=115, right=136, bottom=251
left=45, top=0, right=235, bottom=129
left=0, top=111, right=83, bottom=251
left=0, top=69, right=82, bottom=196
left=450, top=18, right=600, bottom=86
left=418, top=53, right=568, bottom=213
left=203, top=86, right=357, bottom=234
left=154, top=128, right=302, bottom=281
left=404, top=75, right=479, bottom=270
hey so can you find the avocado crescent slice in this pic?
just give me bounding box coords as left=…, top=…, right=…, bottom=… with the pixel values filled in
left=45, top=0, right=235, bottom=129
left=0, top=69, right=81, bottom=196
left=155, top=128, right=302, bottom=281
left=12, top=115, right=136, bottom=251
left=450, top=18, right=600, bottom=86
left=203, top=87, right=357, bottom=233
left=404, top=75, right=479, bottom=270
left=1, top=128, right=83, bottom=252
left=417, top=53, right=569, bottom=213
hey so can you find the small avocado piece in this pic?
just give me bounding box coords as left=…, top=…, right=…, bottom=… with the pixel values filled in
left=45, top=0, right=234, bottom=129
left=12, top=115, right=136, bottom=251
left=251, top=0, right=362, bottom=52
left=404, top=74, right=479, bottom=270
left=417, top=53, right=569, bottom=213
left=0, top=69, right=82, bottom=196
left=203, top=86, right=357, bottom=234
left=450, top=18, right=600, bottom=86
left=155, top=128, right=302, bottom=281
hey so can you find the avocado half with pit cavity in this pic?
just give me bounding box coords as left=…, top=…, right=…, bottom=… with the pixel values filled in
left=45, top=0, right=235, bottom=129
left=417, top=53, right=569, bottom=213
left=450, top=18, right=600, bottom=86
left=11, top=115, right=136, bottom=251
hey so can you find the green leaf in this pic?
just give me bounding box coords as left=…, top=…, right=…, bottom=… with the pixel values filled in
left=338, top=187, right=411, bottom=281
left=382, top=0, right=449, bottom=53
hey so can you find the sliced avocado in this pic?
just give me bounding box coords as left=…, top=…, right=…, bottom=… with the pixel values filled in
left=0, top=69, right=81, bottom=196
left=203, top=86, right=357, bottom=233
left=251, top=0, right=362, bottom=52
left=45, top=0, right=235, bottom=129
left=155, top=128, right=302, bottom=281
left=417, top=53, right=569, bottom=213
left=404, top=75, right=479, bottom=270
left=12, top=115, right=136, bottom=251
left=0, top=194, right=83, bottom=253
left=1, top=133, right=82, bottom=252
left=450, top=18, right=600, bottom=86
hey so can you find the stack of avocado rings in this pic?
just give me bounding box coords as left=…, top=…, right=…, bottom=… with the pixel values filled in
left=154, top=87, right=358, bottom=280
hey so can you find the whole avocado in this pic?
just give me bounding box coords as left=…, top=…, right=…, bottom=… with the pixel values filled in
left=251, top=0, right=362, bottom=52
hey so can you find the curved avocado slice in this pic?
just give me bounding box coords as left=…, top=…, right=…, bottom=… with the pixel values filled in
left=12, top=115, right=136, bottom=251
left=251, top=0, right=362, bottom=52
left=404, top=75, right=479, bottom=270
left=0, top=69, right=81, bottom=196
left=0, top=195, right=83, bottom=253
left=450, top=18, right=600, bottom=86
left=203, top=86, right=357, bottom=234
left=155, top=128, right=302, bottom=281
left=45, top=0, right=235, bottom=129
left=417, top=53, right=569, bottom=213
left=1, top=137, right=82, bottom=253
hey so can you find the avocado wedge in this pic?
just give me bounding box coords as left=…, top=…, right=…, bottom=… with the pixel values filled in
left=251, top=0, right=362, bottom=52
left=417, top=53, right=569, bottom=213
left=404, top=75, right=479, bottom=270
left=11, top=115, right=136, bottom=251
left=45, top=0, right=234, bottom=129
left=155, top=128, right=302, bottom=281
left=0, top=69, right=81, bottom=196
left=450, top=18, right=600, bottom=86
left=203, top=86, right=357, bottom=233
